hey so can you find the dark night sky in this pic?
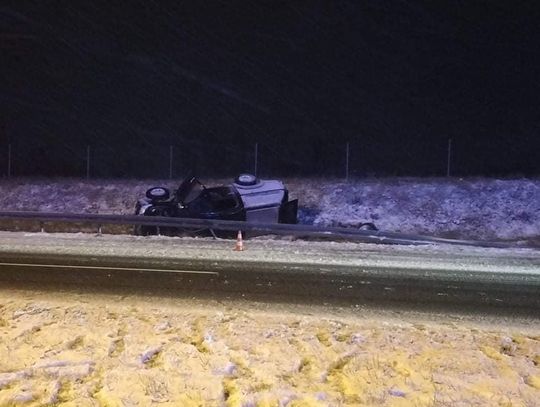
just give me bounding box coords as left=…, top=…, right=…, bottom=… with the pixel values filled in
left=1, top=1, right=539, bottom=177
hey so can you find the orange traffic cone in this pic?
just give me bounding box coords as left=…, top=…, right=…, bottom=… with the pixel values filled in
left=233, top=230, right=244, bottom=251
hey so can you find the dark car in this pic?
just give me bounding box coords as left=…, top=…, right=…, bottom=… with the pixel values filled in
left=134, top=174, right=298, bottom=235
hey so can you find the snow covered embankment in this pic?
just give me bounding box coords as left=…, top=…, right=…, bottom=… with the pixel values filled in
left=0, top=177, right=538, bottom=241
left=294, top=178, right=540, bottom=241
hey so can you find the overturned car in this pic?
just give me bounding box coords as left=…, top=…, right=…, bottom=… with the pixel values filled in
left=134, top=174, right=298, bottom=235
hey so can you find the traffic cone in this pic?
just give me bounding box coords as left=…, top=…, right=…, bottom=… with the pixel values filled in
left=233, top=230, right=244, bottom=251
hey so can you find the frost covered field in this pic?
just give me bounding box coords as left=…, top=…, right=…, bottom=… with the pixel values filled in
left=1, top=287, right=540, bottom=406
left=0, top=177, right=538, bottom=241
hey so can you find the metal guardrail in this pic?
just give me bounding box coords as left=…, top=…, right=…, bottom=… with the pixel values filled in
left=0, top=210, right=523, bottom=248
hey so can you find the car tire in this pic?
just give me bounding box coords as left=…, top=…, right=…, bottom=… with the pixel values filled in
left=146, top=187, right=170, bottom=201
left=235, top=173, right=258, bottom=186
left=358, top=222, right=378, bottom=231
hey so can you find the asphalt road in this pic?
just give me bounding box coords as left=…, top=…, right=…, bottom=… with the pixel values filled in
left=0, top=232, right=539, bottom=313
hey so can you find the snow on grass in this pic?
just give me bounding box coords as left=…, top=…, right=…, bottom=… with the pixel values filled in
left=0, top=176, right=538, bottom=241
left=287, top=177, right=539, bottom=241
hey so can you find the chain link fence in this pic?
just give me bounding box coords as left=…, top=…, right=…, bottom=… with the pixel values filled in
left=1, top=138, right=526, bottom=179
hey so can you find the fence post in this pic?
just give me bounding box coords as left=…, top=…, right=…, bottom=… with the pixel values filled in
left=254, top=142, right=258, bottom=176
left=169, top=145, right=173, bottom=179
left=345, top=142, right=350, bottom=180
left=86, top=145, right=91, bottom=179
left=7, top=144, right=11, bottom=178
left=446, top=138, right=452, bottom=177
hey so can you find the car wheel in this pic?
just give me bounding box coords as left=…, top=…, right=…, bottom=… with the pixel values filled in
left=146, top=187, right=170, bottom=201
left=358, top=222, right=378, bottom=231
left=235, top=173, right=258, bottom=186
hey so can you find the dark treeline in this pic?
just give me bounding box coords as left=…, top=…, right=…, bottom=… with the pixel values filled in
left=1, top=1, right=539, bottom=177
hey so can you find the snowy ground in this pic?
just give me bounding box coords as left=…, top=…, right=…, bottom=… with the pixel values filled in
left=0, top=176, right=538, bottom=241
left=1, top=286, right=539, bottom=406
